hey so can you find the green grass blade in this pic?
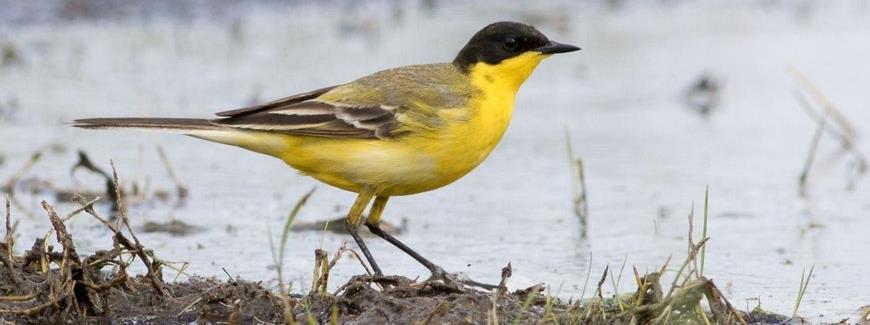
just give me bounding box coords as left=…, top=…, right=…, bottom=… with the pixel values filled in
left=278, top=188, right=316, bottom=265
left=700, top=186, right=709, bottom=276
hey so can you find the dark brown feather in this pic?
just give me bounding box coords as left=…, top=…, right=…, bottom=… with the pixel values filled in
left=74, top=118, right=219, bottom=130
left=219, top=113, right=336, bottom=127
left=214, top=100, right=398, bottom=139
left=214, top=85, right=339, bottom=117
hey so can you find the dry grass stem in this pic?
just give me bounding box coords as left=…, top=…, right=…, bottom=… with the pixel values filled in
left=156, top=145, right=189, bottom=200
left=792, top=265, right=815, bottom=319
left=565, top=130, right=589, bottom=238
left=798, top=111, right=828, bottom=197
left=791, top=67, right=868, bottom=192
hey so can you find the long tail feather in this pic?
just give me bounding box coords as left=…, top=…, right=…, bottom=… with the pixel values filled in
left=73, top=118, right=221, bottom=133
left=74, top=117, right=289, bottom=158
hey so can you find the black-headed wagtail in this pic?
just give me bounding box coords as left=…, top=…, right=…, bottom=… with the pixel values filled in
left=76, top=21, right=580, bottom=285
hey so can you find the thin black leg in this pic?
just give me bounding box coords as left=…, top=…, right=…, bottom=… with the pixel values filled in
left=346, top=220, right=383, bottom=276
left=365, top=223, right=445, bottom=277
left=366, top=222, right=499, bottom=290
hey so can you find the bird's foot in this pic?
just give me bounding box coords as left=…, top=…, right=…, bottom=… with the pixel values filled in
left=423, top=266, right=499, bottom=291
left=369, top=273, right=410, bottom=286
left=340, top=273, right=411, bottom=292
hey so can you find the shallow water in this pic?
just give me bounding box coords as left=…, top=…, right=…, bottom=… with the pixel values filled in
left=1, top=1, right=869, bottom=321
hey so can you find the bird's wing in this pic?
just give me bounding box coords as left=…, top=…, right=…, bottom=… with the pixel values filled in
left=213, top=97, right=403, bottom=139
left=213, top=64, right=470, bottom=140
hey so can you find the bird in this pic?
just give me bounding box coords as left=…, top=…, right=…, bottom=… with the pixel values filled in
left=685, top=72, right=721, bottom=116
left=75, top=21, right=580, bottom=285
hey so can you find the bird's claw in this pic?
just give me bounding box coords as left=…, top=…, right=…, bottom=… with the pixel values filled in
left=424, top=267, right=499, bottom=291
left=351, top=273, right=409, bottom=288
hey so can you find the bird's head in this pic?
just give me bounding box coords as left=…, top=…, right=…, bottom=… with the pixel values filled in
left=454, top=21, right=580, bottom=90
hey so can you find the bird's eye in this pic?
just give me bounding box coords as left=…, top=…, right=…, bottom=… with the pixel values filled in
left=503, top=37, right=518, bottom=50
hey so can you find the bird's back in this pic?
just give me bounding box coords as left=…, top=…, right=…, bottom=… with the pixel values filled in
left=315, top=63, right=475, bottom=136
left=322, top=63, right=474, bottom=110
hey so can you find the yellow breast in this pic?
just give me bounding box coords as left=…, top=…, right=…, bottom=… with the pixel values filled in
left=276, top=52, right=548, bottom=196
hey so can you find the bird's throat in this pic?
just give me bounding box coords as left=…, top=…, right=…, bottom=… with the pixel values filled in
left=467, top=52, right=548, bottom=94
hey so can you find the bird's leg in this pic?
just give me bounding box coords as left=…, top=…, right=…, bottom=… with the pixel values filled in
left=344, top=188, right=381, bottom=276
left=364, top=196, right=448, bottom=280
left=365, top=196, right=498, bottom=290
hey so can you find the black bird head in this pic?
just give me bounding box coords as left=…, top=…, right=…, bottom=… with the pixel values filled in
left=453, top=21, right=580, bottom=71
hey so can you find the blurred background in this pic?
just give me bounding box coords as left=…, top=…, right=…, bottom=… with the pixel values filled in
left=1, top=0, right=868, bottom=321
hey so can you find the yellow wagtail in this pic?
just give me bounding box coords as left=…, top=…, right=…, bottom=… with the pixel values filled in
left=75, top=21, right=579, bottom=284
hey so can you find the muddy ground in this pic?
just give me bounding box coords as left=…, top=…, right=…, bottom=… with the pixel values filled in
left=0, top=199, right=805, bottom=324
left=0, top=259, right=795, bottom=324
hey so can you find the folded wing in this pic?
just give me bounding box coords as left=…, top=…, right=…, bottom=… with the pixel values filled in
left=214, top=98, right=402, bottom=139
left=213, top=64, right=469, bottom=140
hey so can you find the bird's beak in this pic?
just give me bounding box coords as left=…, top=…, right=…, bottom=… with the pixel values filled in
left=534, top=41, right=581, bottom=54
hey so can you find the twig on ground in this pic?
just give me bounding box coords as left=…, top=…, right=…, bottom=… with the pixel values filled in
left=42, top=201, right=81, bottom=266
left=488, top=263, right=512, bottom=325
left=0, top=196, right=18, bottom=284
left=583, top=265, right=610, bottom=322
left=0, top=292, right=70, bottom=316
left=311, top=241, right=363, bottom=294
left=497, top=262, right=512, bottom=297
left=703, top=279, right=747, bottom=324
left=310, top=248, right=328, bottom=294
left=595, top=265, right=609, bottom=301
left=3, top=195, right=14, bottom=261
left=665, top=237, right=709, bottom=299
left=109, top=161, right=168, bottom=296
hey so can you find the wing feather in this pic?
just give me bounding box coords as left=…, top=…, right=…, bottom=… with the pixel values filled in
left=211, top=63, right=471, bottom=140
left=214, top=100, right=399, bottom=139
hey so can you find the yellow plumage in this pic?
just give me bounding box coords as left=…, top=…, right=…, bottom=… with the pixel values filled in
left=249, top=52, right=548, bottom=196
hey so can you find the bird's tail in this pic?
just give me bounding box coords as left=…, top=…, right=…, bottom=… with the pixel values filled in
left=73, top=118, right=222, bottom=133
left=74, top=117, right=290, bottom=158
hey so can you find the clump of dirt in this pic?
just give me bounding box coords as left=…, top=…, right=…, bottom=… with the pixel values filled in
left=293, top=271, right=796, bottom=324
left=304, top=274, right=560, bottom=324
left=101, top=276, right=282, bottom=323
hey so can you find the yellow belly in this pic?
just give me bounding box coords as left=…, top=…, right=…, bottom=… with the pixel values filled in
left=276, top=96, right=513, bottom=196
